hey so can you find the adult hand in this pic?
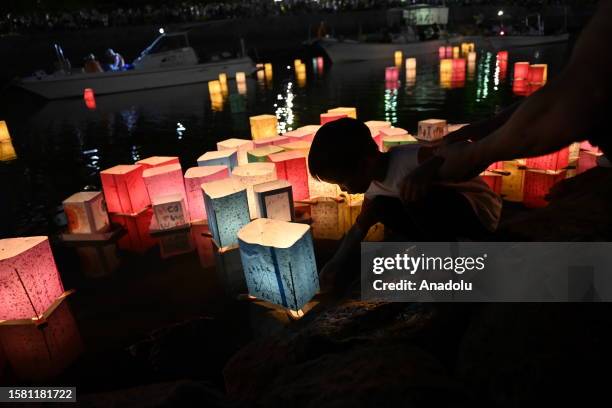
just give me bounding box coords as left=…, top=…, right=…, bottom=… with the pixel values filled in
left=434, top=140, right=488, bottom=182
left=400, top=156, right=444, bottom=203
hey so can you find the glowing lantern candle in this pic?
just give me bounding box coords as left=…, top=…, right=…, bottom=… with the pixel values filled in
left=512, top=79, right=530, bottom=96
left=284, top=126, right=317, bottom=143
left=208, top=80, right=222, bottom=95
left=440, top=59, right=453, bottom=74
left=264, top=63, right=273, bottom=81
left=394, top=50, right=403, bottom=67
left=500, top=161, right=525, bottom=202
left=231, top=162, right=277, bottom=218
left=217, top=138, right=255, bottom=166
left=100, top=164, right=150, bottom=215
left=254, top=179, right=294, bottom=221
left=528, top=64, right=548, bottom=85
left=269, top=150, right=310, bottom=200
left=236, top=71, right=246, bottom=83
left=247, top=145, right=284, bottom=163
left=308, top=177, right=341, bottom=199
left=83, top=88, right=96, bottom=110
left=0, top=236, right=64, bottom=321
left=452, top=46, right=460, bottom=59
left=497, top=51, right=508, bottom=62
left=418, top=119, right=448, bottom=142
left=461, top=43, right=470, bottom=56
left=253, top=135, right=289, bottom=148
left=110, top=210, right=157, bottom=253
left=197, top=149, right=238, bottom=171
left=237, top=218, right=319, bottom=311
left=525, top=146, right=570, bottom=171
left=0, top=291, right=82, bottom=381
left=184, top=166, right=228, bottom=222
left=514, top=62, right=530, bottom=80
left=236, top=71, right=247, bottom=95
left=385, top=67, right=399, bottom=82
left=62, top=191, right=110, bottom=234
left=296, top=63, right=307, bottom=87
left=142, top=163, right=187, bottom=209
left=203, top=178, right=251, bottom=248
left=136, top=156, right=179, bottom=170
left=327, top=107, right=357, bottom=119
left=438, top=46, right=446, bottom=59
left=250, top=115, right=278, bottom=140
left=320, top=113, right=347, bottom=126
left=406, top=68, right=416, bottom=87
left=467, top=52, right=477, bottom=64
left=523, top=170, right=566, bottom=208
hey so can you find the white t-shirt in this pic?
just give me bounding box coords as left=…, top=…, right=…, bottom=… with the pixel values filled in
left=364, top=144, right=502, bottom=231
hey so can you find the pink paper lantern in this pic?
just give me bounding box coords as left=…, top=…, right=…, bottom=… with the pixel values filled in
left=100, top=164, right=150, bottom=215
left=253, top=135, right=290, bottom=148
left=438, top=46, right=446, bottom=59
left=514, top=62, right=530, bottom=81
left=580, top=140, right=601, bottom=154
left=523, top=170, right=566, bottom=208
left=577, top=151, right=599, bottom=174
left=0, top=291, right=82, bottom=381
left=136, top=156, right=180, bottom=170
left=0, top=236, right=65, bottom=321
left=445, top=46, right=453, bottom=58
left=284, top=126, right=319, bottom=143
left=320, top=113, right=347, bottom=126
left=525, top=147, right=570, bottom=171
left=142, top=163, right=187, bottom=207
left=268, top=150, right=310, bottom=200
left=83, top=88, right=96, bottom=110
left=385, top=67, right=399, bottom=82
left=184, top=166, right=229, bottom=222
left=110, top=210, right=157, bottom=253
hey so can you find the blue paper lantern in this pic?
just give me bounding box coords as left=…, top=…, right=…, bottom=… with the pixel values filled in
left=202, top=178, right=250, bottom=248
left=198, top=149, right=238, bottom=171
left=237, top=218, right=319, bottom=311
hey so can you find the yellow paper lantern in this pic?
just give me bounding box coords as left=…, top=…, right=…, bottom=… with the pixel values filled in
left=250, top=114, right=278, bottom=140
left=394, top=50, right=403, bottom=67
left=500, top=161, right=525, bottom=202
left=467, top=52, right=477, bottom=64
left=218, top=73, right=229, bottom=96
left=453, top=46, right=460, bottom=59
left=0, top=121, right=16, bottom=161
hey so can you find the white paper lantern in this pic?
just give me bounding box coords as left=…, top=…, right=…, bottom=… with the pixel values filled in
left=231, top=163, right=277, bottom=218
left=202, top=178, right=251, bottom=248
left=217, top=138, right=255, bottom=166
left=253, top=179, right=294, bottom=221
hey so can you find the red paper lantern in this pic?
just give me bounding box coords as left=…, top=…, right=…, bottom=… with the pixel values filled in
left=83, top=88, right=96, bottom=110
left=525, top=146, right=570, bottom=171
left=110, top=210, right=157, bottom=253
left=480, top=173, right=503, bottom=194
left=136, top=156, right=180, bottom=170
left=580, top=140, right=601, bottom=154
left=385, top=67, right=399, bottom=82
left=268, top=150, right=310, bottom=200
left=512, top=79, right=530, bottom=96
left=497, top=51, right=508, bottom=62
left=523, top=170, right=566, bottom=208
left=514, top=62, right=530, bottom=81
left=528, top=64, right=547, bottom=85
left=184, top=166, right=229, bottom=223
left=320, top=113, right=347, bottom=126
left=100, top=164, right=150, bottom=215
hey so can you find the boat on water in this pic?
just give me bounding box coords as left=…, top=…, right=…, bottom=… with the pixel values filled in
left=15, top=32, right=256, bottom=99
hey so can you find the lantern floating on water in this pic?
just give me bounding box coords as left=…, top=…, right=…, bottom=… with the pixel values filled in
left=365, top=120, right=392, bottom=151
left=284, top=126, right=317, bottom=143
left=320, top=113, right=348, bottom=126
left=136, top=156, right=179, bottom=170
left=236, top=71, right=247, bottom=95
left=231, top=162, right=277, bottom=218
left=83, top=88, right=96, bottom=110
left=380, top=131, right=417, bottom=152
left=278, top=141, right=311, bottom=155
left=110, top=209, right=157, bottom=253
left=385, top=66, right=399, bottom=82
left=327, top=107, right=357, bottom=119
left=500, top=161, right=525, bottom=202
left=218, top=73, right=229, bottom=96
left=440, top=59, right=453, bottom=74
left=406, top=68, right=416, bottom=87
left=394, top=50, right=403, bottom=67
left=217, top=138, right=255, bottom=166
left=467, top=52, right=477, bottom=64
left=250, top=114, right=278, bottom=140
left=238, top=218, right=319, bottom=312
left=577, top=151, right=600, bottom=174
left=514, top=62, right=530, bottom=81
left=438, top=46, right=446, bottom=59
left=417, top=119, right=448, bottom=142
left=254, top=179, right=294, bottom=221
left=184, top=165, right=228, bottom=223
left=295, top=62, right=307, bottom=87
left=264, top=63, right=273, bottom=81
left=445, top=46, right=452, bottom=59
left=269, top=150, right=310, bottom=201
left=252, top=135, right=288, bottom=148
left=62, top=191, right=110, bottom=234
left=452, top=46, right=460, bottom=59
left=143, top=163, right=187, bottom=209
left=405, top=57, right=417, bottom=70
left=151, top=194, right=189, bottom=231
left=100, top=164, right=150, bottom=215
left=523, top=170, right=566, bottom=208
left=202, top=178, right=251, bottom=248
left=497, top=51, right=509, bottom=62
left=308, top=177, right=342, bottom=200
left=208, top=80, right=222, bottom=96
left=528, top=64, right=548, bottom=85
left=247, top=145, right=284, bottom=163
left=525, top=146, right=570, bottom=171
left=0, top=236, right=65, bottom=321
left=197, top=149, right=238, bottom=171
left=310, top=197, right=345, bottom=240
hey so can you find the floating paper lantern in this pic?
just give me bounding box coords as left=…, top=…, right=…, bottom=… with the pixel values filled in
left=254, top=179, right=294, bottom=221
left=296, top=63, right=307, bottom=87
left=250, top=115, right=278, bottom=140
left=365, top=120, right=392, bottom=151
left=497, top=51, right=508, bottom=62
left=236, top=71, right=246, bottom=83
left=438, top=46, right=446, bottom=59
left=136, top=156, right=180, bottom=170
left=238, top=218, right=319, bottom=311
left=83, top=88, right=96, bottom=110
left=256, top=68, right=265, bottom=86
left=284, top=127, right=317, bottom=143
left=151, top=194, right=188, bottom=230
left=523, top=170, right=566, bottom=208
left=0, top=236, right=65, bottom=321
left=197, top=149, right=238, bottom=171
left=580, top=140, right=601, bottom=154
left=264, top=63, right=273, bottom=81
left=418, top=119, right=447, bottom=142
left=467, top=52, right=477, bottom=64
left=385, top=67, right=399, bottom=82
left=0, top=291, right=82, bottom=381
left=279, top=141, right=311, bottom=155
left=110, top=210, right=157, bottom=253
left=320, top=113, right=348, bottom=126
left=143, top=163, right=187, bottom=208
left=452, top=46, right=460, bottom=59
left=525, top=146, right=570, bottom=171
left=500, top=161, right=525, bottom=202
left=269, top=150, right=310, bottom=200
left=253, top=135, right=289, bottom=148
left=406, top=68, right=416, bottom=87
left=512, top=78, right=530, bottom=96
left=317, top=57, right=324, bottom=73
left=308, top=177, right=342, bottom=200
left=159, top=228, right=195, bottom=259
left=184, top=166, right=229, bottom=222
left=461, top=43, right=470, bottom=56
left=236, top=72, right=247, bottom=95
left=100, top=164, right=150, bottom=215
left=445, top=46, right=452, bottom=58
left=327, top=107, right=357, bottom=119
left=405, top=57, right=417, bottom=70
left=219, top=73, right=229, bottom=96
left=577, top=151, right=600, bottom=174
left=381, top=131, right=417, bottom=152
left=217, top=138, right=255, bottom=166
left=247, top=145, right=284, bottom=163
left=514, top=62, right=530, bottom=80
left=208, top=80, right=222, bottom=95
left=231, top=162, right=277, bottom=218
left=310, top=197, right=345, bottom=240
left=62, top=191, right=110, bottom=234
left=440, top=59, right=453, bottom=74
left=202, top=178, right=251, bottom=248
left=394, top=50, right=403, bottom=67
left=528, top=64, right=548, bottom=85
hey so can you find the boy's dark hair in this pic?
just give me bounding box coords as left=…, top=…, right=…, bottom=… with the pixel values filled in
left=308, top=117, right=378, bottom=182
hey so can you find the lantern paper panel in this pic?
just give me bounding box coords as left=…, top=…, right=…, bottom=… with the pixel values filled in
left=394, top=50, right=403, bottom=67
left=269, top=151, right=310, bottom=201
left=480, top=172, right=503, bottom=194
left=283, top=127, right=316, bottom=143
left=136, top=156, right=180, bottom=170
left=143, top=163, right=187, bottom=208
left=184, top=165, right=229, bottom=223
left=569, top=142, right=581, bottom=162
left=528, top=64, right=547, bottom=84
left=247, top=145, right=284, bottom=163
left=252, top=135, right=289, bottom=148
left=217, top=138, right=255, bottom=166
left=213, top=241, right=247, bottom=297
left=238, top=219, right=319, bottom=311
left=250, top=115, right=278, bottom=140
left=100, top=164, right=150, bottom=215
left=525, top=146, right=570, bottom=171
left=328, top=107, right=357, bottom=119
left=231, top=163, right=277, bottom=218
left=523, top=170, right=566, bottom=208
left=382, top=134, right=418, bottom=152
left=197, top=149, right=238, bottom=171
left=0, top=292, right=82, bottom=381
left=438, top=46, right=446, bottom=59
left=76, top=243, right=120, bottom=279
left=366, top=120, right=392, bottom=151
left=203, top=178, right=251, bottom=249
left=418, top=119, right=447, bottom=141
left=580, top=140, right=601, bottom=154
left=500, top=161, right=525, bottom=202
left=514, top=62, right=530, bottom=80
left=310, top=197, right=345, bottom=240
left=406, top=58, right=417, bottom=70
left=62, top=191, right=110, bottom=234
left=0, top=121, right=16, bottom=161
left=0, top=236, right=65, bottom=321
left=308, top=177, right=342, bottom=199
left=254, top=179, right=294, bottom=222
left=110, top=209, right=157, bottom=254
left=278, top=141, right=311, bottom=155
left=385, top=67, right=399, bottom=82
left=152, top=195, right=188, bottom=230
left=159, top=228, right=195, bottom=259
left=320, top=113, right=347, bottom=126
left=577, top=151, right=599, bottom=175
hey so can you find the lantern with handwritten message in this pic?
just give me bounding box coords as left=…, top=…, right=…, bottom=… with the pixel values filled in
left=231, top=162, right=277, bottom=218
left=197, top=149, right=238, bottom=171
left=250, top=115, right=278, bottom=140
left=269, top=150, right=310, bottom=200
left=254, top=179, right=294, bottom=221
left=328, top=107, right=357, bottom=119
left=217, top=138, right=254, bottom=166
left=100, top=164, right=150, bottom=215
left=0, top=237, right=65, bottom=321
left=62, top=191, right=110, bottom=234
left=184, top=166, right=229, bottom=223
left=136, top=156, right=180, bottom=170
left=320, top=113, right=347, bottom=126
left=203, top=178, right=251, bottom=248
left=418, top=119, right=447, bottom=142
left=310, top=197, right=345, bottom=240
left=151, top=194, right=188, bottom=230
left=247, top=145, right=284, bottom=163
left=238, top=218, right=319, bottom=312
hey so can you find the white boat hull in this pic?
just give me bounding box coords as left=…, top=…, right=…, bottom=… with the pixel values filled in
left=319, top=34, right=569, bottom=63
left=16, top=57, right=255, bottom=99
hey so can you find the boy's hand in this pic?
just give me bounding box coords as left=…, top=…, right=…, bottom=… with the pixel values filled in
left=400, top=156, right=444, bottom=203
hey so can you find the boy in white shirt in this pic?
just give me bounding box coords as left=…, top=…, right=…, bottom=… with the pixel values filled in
left=308, top=118, right=502, bottom=289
